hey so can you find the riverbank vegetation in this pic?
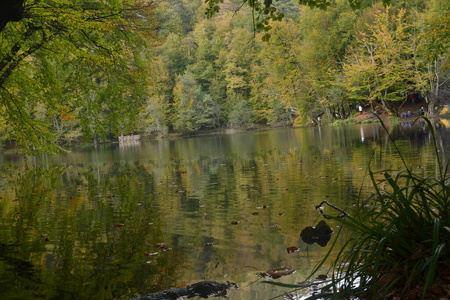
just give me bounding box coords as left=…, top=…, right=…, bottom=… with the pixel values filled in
left=0, top=0, right=449, bottom=154
left=274, top=118, right=450, bottom=299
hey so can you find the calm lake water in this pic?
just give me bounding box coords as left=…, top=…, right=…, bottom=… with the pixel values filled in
left=0, top=123, right=448, bottom=299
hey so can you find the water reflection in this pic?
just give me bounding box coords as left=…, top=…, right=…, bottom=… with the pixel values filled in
left=0, top=123, right=449, bottom=299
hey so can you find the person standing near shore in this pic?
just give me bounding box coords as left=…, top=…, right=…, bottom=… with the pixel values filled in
left=419, top=107, right=425, bottom=116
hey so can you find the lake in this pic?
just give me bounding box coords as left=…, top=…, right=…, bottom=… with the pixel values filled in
left=0, top=122, right=447, bottom=299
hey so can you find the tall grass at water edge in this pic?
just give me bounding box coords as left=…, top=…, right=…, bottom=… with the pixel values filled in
left=327, top=117, right=448, bottom=299
left=274, top=117, right=450, bottom=299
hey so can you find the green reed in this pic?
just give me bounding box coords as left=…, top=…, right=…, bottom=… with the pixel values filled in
left=324, top=117, right=449, bottom=299
left=268, top=117, right=449, bottom=299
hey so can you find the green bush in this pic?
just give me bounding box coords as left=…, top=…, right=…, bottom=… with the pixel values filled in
left=228, top=100, right=256, bottom=129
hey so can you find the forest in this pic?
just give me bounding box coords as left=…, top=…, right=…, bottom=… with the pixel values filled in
left=0, top=0, right=449, bottom=154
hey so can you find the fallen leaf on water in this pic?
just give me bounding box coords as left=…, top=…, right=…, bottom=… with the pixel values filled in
left=159, top=246, right=171, bottom=251
left=144, top=252, right=159, bottom=256
left=317, top=274, right=328, bottom=280
left=277, top=213, right=284, bottom=216
left=113, top=223, right=124, bottom=227
left=230, top=221, right=240, bottom=225
left=252, top=212, right=259, bottom=216
left=204, top=243, right=214, bottom=246
left=286, top=246, right=299, bottom=253
left=257, top=266, right=296, bottom=279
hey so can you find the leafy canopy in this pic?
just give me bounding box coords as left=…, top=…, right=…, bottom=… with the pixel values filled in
left=205, top=0, right=392, bottom=40
left=0, top=0, right=156, bottom=154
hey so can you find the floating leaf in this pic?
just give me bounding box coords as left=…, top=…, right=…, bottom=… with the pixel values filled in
left=113, top=223, right=124, bottom=227
left=230, top=221, right=240, bottom=225
left=205, top=243, right=214, bottom=246
left=144, top=252, right=159, bottom=256
left=286, top=246, right=300, bottom=253
left=257, top=266, right=296, bottom=279
left=155, top=243, right=165, bottom=248
left=252, top=212, right=259, bottom=216
left=277, top=213, right=284, bottom=216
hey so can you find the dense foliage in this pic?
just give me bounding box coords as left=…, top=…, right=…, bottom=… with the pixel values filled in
left=0, top=0, right=156, bottom=153
left=139, top=0, right=450, bottom=136
left=0, top=0, right=449, bottom=153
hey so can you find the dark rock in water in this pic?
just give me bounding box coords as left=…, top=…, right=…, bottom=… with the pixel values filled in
left=300, top=220, right=333, bottom=247
left=129, top=280, right=237, bottom=300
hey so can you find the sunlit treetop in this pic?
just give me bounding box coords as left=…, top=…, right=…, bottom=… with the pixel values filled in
left=205, top=0, right=392, bottom=40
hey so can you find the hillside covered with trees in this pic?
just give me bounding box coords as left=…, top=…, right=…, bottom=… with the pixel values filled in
left=1, top=0, right=449, bottom=153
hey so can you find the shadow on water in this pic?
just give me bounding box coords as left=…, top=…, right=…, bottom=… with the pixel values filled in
left=300, top=221, right=333, bottom=247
